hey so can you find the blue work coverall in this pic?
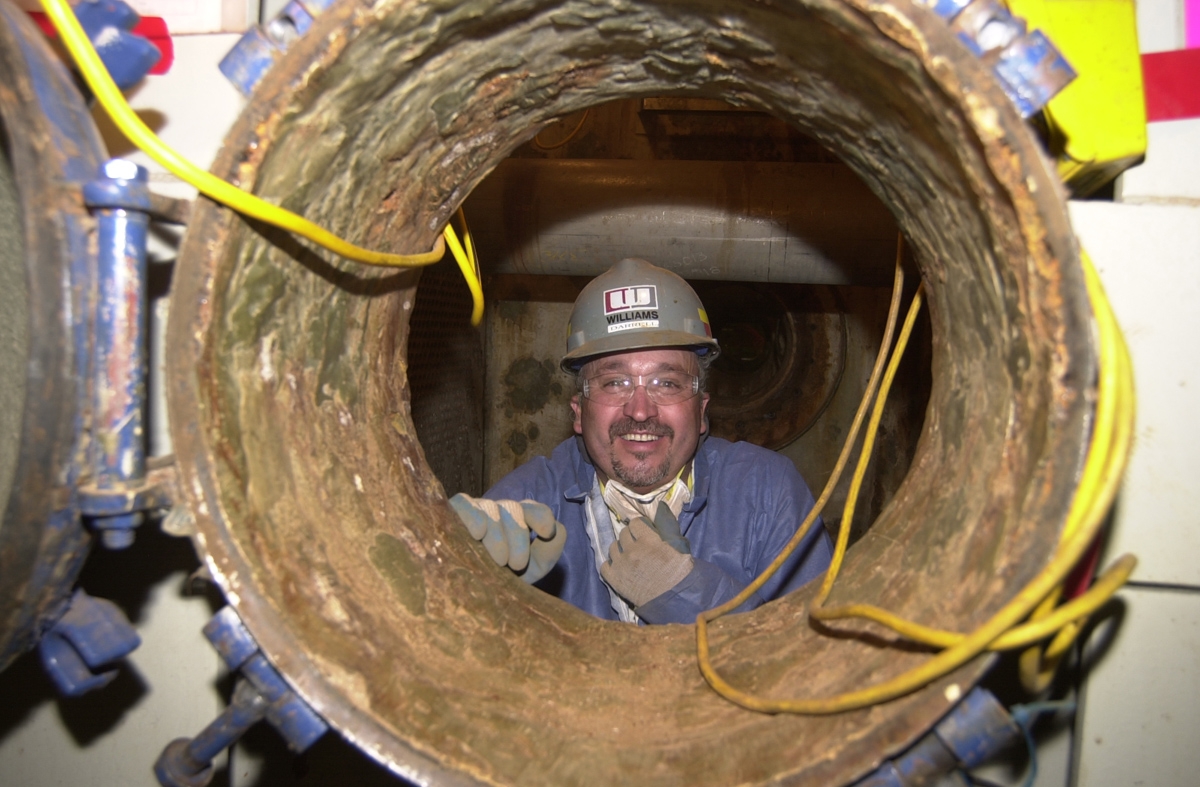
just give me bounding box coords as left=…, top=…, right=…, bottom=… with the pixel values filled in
left=486, top=436, right=833, bottom=624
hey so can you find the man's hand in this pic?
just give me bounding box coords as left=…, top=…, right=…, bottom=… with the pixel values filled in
left=600, top=512, right=694, bottom=608
left=449, top=494, right=567, bottom=584
left=646, top=504, right=690, bottom=555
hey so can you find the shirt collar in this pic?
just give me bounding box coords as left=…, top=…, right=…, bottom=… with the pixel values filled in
left=563, top=435, right=594, bottom=503
left=564, top=434, right=712, bottom=514
left=684, top=435, right=710, bottom=514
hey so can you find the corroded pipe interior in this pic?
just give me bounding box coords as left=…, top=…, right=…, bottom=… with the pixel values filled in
left=168, top=1, right=1093, bottom=785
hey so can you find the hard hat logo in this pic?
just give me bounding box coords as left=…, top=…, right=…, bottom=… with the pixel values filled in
left=604, top=286, right=658, bottom=313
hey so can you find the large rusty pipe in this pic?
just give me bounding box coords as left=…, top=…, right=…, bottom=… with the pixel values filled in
left=167, top=0, right=1094, bottom=785
left=0, top=3, right=105, bottom=672
left=465, top=159, right=899, bottom=285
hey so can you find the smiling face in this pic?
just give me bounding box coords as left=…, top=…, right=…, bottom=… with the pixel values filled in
left=571, top=348, right=710, bottom=493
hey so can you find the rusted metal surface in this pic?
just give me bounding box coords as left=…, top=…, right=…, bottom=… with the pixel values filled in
left=166, top=1, right=1093, bottom=785
left=78, top=456, right=179, bottom=519
left=0, top=4, right=104, bottom=672
left=147, top=193, right=194, bottom=226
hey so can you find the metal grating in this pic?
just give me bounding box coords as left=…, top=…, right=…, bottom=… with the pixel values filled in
left=405, top=262, right=485, bottom=497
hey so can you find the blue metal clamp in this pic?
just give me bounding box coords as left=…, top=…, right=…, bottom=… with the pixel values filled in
left=37, top=589, right=141, bottom=696
left=154, top=607, right=329, bottom=787
left=922, top=0, right=1076, bottom=118
left=218, top=0, right=337, bottom=96
left=72, top=0, right=161, bottom=90
left=854, top=687, right=1022, bottom=786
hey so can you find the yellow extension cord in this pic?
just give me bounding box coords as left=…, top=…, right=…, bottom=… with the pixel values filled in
left=698, top=243, right=1136, bottom=713
left=41, top=0, right=485, bottom=326
left=532, top=109, right=591, bottom=151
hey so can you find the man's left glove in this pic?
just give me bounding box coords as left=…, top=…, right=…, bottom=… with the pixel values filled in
left=449, top=493, right=567, bottom=584
left=599, top=507, right=694, bottom=608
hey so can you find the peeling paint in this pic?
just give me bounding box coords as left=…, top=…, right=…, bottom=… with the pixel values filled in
left=260, top=335, right=276, bottom=383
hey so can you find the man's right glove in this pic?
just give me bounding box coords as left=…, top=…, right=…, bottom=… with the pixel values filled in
left=599, top=506, right=694, bottom=608
left=449, top=493, right=567, bottom=584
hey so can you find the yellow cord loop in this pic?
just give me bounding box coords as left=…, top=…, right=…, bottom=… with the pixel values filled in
left=697, top=247, right=1136, bottom=715
left=43, top=0, right=485, bottom=324
left=532, top=109, right=591, bottom=151
left=697, top=237, right=910, bottom=625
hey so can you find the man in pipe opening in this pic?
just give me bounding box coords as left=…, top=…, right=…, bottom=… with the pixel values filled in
left=450, top=258, right=832, bottom=624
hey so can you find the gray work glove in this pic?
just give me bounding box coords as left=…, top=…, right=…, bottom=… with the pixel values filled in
left=647, top=504, right=690, bottom=555
left=449, top=493, right=566, bottom=584
left=599, top=510, right=694, bottom=608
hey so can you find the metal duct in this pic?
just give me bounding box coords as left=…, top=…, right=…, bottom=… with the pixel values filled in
left=465, top=159, right=899, bottom=285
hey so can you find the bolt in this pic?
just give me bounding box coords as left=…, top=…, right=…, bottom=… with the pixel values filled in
left=102, top=158, right=148, bottom=182
left=96, top=512, right=144, bottom=549
left=102, top=528, right=136, bottom=549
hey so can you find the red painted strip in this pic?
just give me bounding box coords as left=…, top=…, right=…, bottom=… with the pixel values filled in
left=1142, top=48, right=1200, bottom=122
left=133, top=16, right=172, bottom=75
left=27, top=10, right=173, bottom=75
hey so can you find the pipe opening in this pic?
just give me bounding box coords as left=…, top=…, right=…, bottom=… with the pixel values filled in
left=168, top=1, right=1094, bottom=784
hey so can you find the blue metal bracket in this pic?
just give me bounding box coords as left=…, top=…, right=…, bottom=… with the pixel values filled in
left=37, top=589, right=141, bottom=696
left=853, top=687, right=1021, bottom=786
left=80, top=158, right=160, bottom=550
left=154, top=606, right=329, bottom=787
left=218, top=0, right=337, bottom=96
left=72, top=0, right=161, bottom=90
left=921, top=0, right=1076, bottom=118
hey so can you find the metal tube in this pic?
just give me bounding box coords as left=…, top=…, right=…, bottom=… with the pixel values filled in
left=154, top=680, right=269, bottom=787
left=83, top=158, right=150, bottom=548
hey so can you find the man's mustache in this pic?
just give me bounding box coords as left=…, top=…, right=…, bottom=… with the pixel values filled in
left=609, top=419, right=674, bottom=441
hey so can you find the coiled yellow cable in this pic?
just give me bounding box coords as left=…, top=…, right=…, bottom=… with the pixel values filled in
left=42, top=0, right=486, bottom=325
left=697, top=247, right=1136, bottom=714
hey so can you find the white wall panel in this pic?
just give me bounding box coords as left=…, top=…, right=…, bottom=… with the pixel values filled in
left=1076, top=585, right=1200, bottom=786
left=1135, top=0, right=1188, bottom=52
left=1069, top=201, right=1200, bottom=588
left=91, top=33, right=247, bottom=203
left=1117, top=117, right=1200, bottom=203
